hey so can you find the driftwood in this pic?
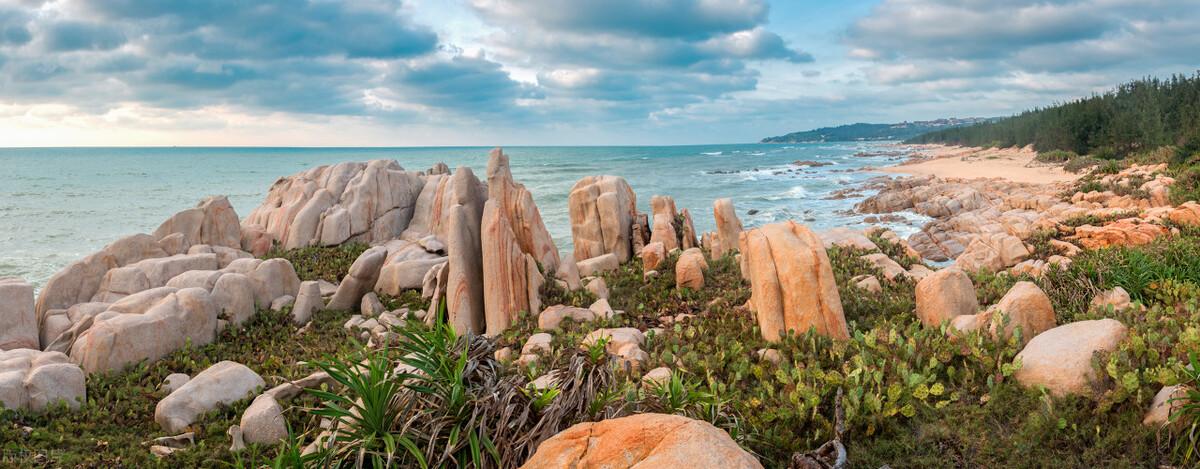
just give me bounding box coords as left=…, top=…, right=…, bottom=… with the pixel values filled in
left=789, top=388, right=848, bottom=469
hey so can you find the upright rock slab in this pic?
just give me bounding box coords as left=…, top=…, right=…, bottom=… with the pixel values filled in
left=568, top=175, right=637, bottom=263
left=712, top=198, right=743, bottom=258
left=739, top=221, right=849, bottom=341
left=484, top=148, right=560, bottom=272
left=650, top=195, right=680, bottom=252
left=0, top=278, right=37, bottom=350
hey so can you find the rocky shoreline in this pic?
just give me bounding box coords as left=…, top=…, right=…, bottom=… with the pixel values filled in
left=3, top=146, right=1200, bottom=466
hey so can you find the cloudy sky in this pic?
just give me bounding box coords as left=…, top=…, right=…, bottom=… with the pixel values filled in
left=0, top=0, right=1196, bottom=146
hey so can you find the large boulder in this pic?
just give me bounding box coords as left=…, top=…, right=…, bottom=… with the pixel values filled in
left=0, top=349, right=86, bottom=412
left=520, top=413, right=762, bottom=469
left=739, top=221, right=849, bottom=341
left=711, top=198, right=743, bottom=258
left=820, top=227, right=878, bottom=251
left=242, top=160, right=424, bottom=249
left=1014, top=319, right=1128, bottom=397
left=446, top=199, right=486, bottom=335
left=36, top=233, right=167, bottom=320
left=676, top=248, right=708, bottom=290
left=155, top=361, right=264, bottom=433
left=154, top=195, right=242, bottom=250
left=568, top=176, right=637, bottom=263
left=71, top=288, right=219, bottom=374
left=954, top=233, right=1030, bottom=273
left=0, top=278, right=37, bottom=350
left=914, top=268, right=978, bottom=327
left=210, top=273, right=257, bottom=326
left=247, top=258, right=301, bottom=309
left=538, top=305, right=596, bottom=330
left=577, top=253, right=619, bottom=277
left=481, top=199, right=531, bottom=336
left=984, top=281, right=1055, bottom=340
left=327, top=246, right=388, bottom=311
left=240, top=394, right=287, bottom=445
left=375, top=258, right=447, bottom=296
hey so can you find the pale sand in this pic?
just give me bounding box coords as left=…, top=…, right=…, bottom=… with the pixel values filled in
left=881, top=145, right=1079, bottom=185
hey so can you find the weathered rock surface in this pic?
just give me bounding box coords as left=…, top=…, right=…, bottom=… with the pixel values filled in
left=1091, top=287, right=1132, bottom=311
left=327, top=246, right=387, bottom=311
left=739, top=221, right=849, bottom=341
left=1014, top=319, right=1128, bottom=397
left=538, top=305, right=596, bottom=330
left=1144, top=385, right=1188, bottom=427
left=640, top=242, right=666, bottom=272
left=483, top=148, right=560, bottom=272
left=820, top=227, right=878, bottom=251
left=520, top=413, right=763, bottom=469
left=914, top=268, right=978, bottom=327
left=568, top=175, right=637, bottom=263
left=291, top=281, right=323, bottom=325
left=240, top=394, right=287, bottom=445
left=711, top=198, right=743, bottom=258
left=954, top=233, right=1030, bottom=273
left=650, top=195, right=680, bottom=252
left=156, top=361, right=264, bottom=433
left=242, top=160, right=424, bottom=249
left=577, top=253, right=619, bottom=277
left=71, top=288, right=219, bottom=374
left=0, top=278, right=37, bottom=350
left=953, top=281, right=1055, bottom=341
left=676, top=247, right=708, bottom=290
left=0, top=349, right=86, bottom=412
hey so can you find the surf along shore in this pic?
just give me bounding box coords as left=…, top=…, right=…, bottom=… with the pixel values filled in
left=3, top=145, right=1200, bottom=467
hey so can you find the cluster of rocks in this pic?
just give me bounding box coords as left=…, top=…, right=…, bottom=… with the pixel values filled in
left=856, top=164, right=1182, bottom=266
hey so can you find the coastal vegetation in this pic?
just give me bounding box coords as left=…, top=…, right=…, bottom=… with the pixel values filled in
left=908, top=73, right=1200, bottom=158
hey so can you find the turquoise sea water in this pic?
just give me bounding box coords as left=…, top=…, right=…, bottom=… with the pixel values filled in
left=0, top=143, right=923, bottom=287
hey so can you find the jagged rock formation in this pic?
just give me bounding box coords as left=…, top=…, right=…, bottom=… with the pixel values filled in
left=568, top=175, right=638, bottom=264
left=242, top=160, right=424, bottom=250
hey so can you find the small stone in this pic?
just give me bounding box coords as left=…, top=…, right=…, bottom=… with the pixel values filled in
left=585, top=277, right=609, bottom=300
left=161, top=373, right=190, bottom=394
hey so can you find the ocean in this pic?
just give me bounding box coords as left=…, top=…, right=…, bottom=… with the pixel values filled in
left=0, top=143, right=925, bottom=287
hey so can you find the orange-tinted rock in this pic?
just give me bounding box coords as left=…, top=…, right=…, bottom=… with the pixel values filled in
left=484, top=149, right=560, bottom=272
left=712, top=198, right=743, bottom=258
left=481, top=200, right=529, bottom=336
left=676, top=248, right=708, bottom=290
left=520, top=413, right=763, bottom=469
left=650, top=195, right=680, bottom=252
left=915, top=268, right=978, bottom=327
left=739, top=221, right=849, bottom=341
left=1072, top=220, right=1167, bottom=249
left=1168, top=202, right=1200, bottom=226
left=640, top=242, right=666, bottom=272
left=568, top=176, right=637, bottom=263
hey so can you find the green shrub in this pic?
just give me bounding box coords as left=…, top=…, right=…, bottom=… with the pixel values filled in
left=1036, top=150, right=1078, bottom=164
left=264, top=243, right=368, bottom=283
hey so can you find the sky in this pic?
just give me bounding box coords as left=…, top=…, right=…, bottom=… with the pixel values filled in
left=0, top=0, right=1197, bottom=146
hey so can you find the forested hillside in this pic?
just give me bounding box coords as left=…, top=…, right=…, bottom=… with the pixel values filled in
left=908, top=73, right=1200, bottom=158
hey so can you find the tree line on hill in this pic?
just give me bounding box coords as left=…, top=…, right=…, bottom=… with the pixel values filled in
left=907, top=72, right=1200, bottom=158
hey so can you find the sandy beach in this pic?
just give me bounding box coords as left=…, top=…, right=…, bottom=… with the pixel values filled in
left=882, top=144, right=1079, bottom=185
